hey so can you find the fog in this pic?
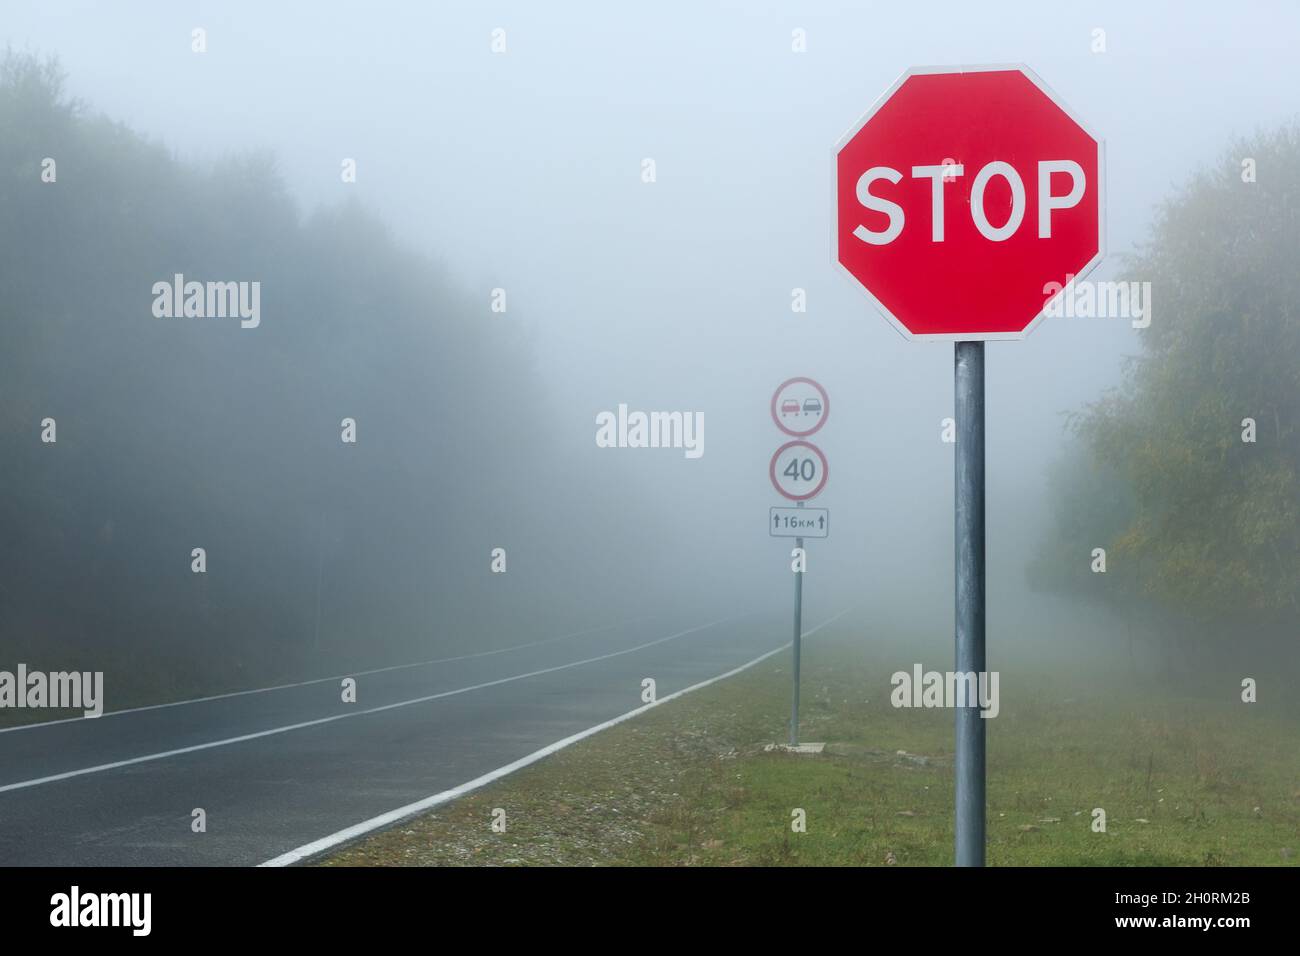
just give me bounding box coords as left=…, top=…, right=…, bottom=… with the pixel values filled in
left=2, top=0, right=1297, bottom=709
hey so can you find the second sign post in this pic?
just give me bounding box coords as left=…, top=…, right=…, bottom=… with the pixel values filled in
left=768, top=377, right=829, bottom=747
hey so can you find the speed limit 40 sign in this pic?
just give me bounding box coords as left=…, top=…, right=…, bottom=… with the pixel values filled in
left=769, top=439, right=828, bottom=502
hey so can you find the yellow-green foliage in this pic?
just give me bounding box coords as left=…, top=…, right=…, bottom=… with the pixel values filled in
left=1078, top=127, right=1300, bottom=619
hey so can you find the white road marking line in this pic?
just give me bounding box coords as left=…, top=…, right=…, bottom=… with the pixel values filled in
left=0, top=616, right=652, bottom=735
left=259, top=608, right=852, bottom=867
left=0, top=614, right=749, bottom=795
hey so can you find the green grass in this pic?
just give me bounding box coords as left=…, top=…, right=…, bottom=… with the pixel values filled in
left=320, top=632, right=1300, bottom=866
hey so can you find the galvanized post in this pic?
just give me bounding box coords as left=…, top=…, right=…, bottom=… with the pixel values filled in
left=954, top=341, right=986, bottom=866
left=313, top=513, right=325, bottom=653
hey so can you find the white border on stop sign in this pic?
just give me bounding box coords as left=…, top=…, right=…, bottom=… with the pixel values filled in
left=831, top=63, right=1107, bottom=342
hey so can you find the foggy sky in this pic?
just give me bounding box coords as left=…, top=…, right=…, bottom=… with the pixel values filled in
left=6, top=0, right=1297, bottom=646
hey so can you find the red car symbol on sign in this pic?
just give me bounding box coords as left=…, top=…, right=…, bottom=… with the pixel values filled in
left=771, top=377, right=830, bottom=437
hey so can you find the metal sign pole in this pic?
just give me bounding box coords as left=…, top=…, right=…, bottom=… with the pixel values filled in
left=790, top=501, right=805, bottom=747
left=770, top=381, right=826, bottom=750
left=313, top=513, right=325, bottom=653
left=954, top=341, right=986, bottom=866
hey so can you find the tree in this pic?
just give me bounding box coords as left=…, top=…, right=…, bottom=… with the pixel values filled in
left=1071, top=126, right=1300, bottom=636
left=0, top=50, right=558, bottom=693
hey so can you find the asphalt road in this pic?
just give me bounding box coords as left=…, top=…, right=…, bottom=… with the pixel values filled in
left=0, top=609, right=826, bottom=866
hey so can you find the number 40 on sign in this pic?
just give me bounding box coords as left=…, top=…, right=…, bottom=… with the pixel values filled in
left=769, top=439, right=828, bottom=502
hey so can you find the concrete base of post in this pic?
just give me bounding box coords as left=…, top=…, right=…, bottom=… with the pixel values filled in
left=765, top=742, right=826, bottom=754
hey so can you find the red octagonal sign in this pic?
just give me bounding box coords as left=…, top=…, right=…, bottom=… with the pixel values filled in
left=834, top=65, right=1104, bottom=340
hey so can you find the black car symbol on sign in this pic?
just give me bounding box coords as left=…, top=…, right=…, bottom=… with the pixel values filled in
left=803, top=398, right=823, bottom=416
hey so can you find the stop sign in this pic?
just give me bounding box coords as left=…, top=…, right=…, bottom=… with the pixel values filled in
left=834, top=65, right=1104, bottom=340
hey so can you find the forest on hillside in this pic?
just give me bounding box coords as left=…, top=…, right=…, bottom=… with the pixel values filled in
left=0, top=51, right=654, bottom=703
left=1029, top=126, right=1300, bottom=668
